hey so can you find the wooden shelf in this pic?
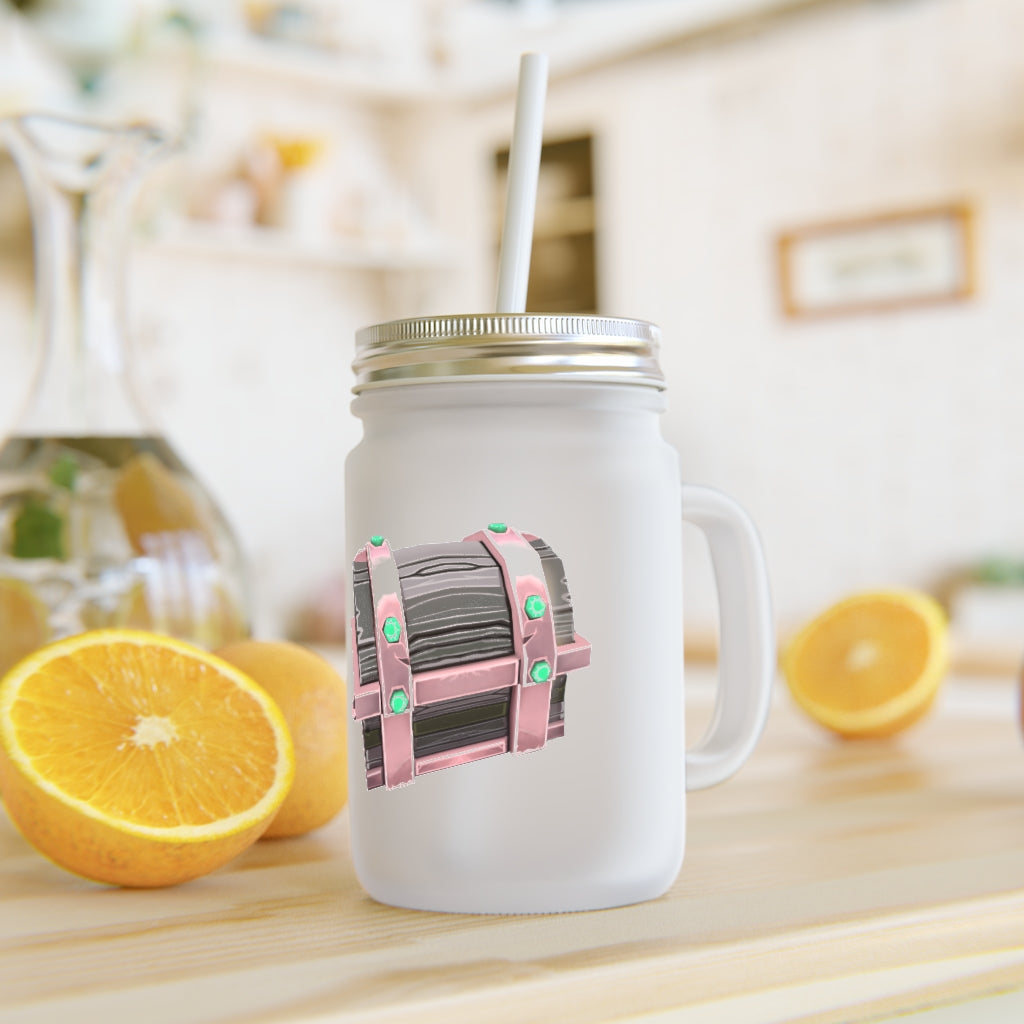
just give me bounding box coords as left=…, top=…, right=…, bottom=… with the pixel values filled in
left=149, top=35, right=439, bottom=103
left=153, top=1, right=825, bottom=103
left=145, top=221, right=455, bottom=273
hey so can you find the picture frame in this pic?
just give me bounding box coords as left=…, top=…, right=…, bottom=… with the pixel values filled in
left=776, top=203, right=976, bottom=319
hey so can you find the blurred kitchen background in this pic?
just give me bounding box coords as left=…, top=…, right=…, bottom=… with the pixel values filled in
left=1, top=0, right=1022, bottom=671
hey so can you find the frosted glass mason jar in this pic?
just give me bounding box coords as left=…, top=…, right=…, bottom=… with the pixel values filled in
left=344, top=314, right=773, bottom=914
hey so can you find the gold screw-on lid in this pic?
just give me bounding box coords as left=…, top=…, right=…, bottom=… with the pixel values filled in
left=352, top=313, right=665, bottom=393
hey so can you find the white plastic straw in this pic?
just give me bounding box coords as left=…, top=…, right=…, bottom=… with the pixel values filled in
left=495, top=52, right=549, bottom=313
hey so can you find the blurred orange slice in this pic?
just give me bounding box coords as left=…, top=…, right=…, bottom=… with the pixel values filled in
left=0, top=630, right=293, bottom=886
left=0, top=578, right=50, bottom=677
left=782, top=590, right=948, bottom=738
left=114, top=453, right=212, bottom=555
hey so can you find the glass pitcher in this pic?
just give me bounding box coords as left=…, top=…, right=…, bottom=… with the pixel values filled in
left=0, top=114, right=249, bottom=675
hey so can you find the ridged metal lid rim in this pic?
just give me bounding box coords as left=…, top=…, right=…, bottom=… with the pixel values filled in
left=353, top=313, right=665, bottom=392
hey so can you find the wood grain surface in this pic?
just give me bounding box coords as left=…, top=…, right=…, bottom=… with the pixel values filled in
left=2, top=669, right=1023, bottom=1024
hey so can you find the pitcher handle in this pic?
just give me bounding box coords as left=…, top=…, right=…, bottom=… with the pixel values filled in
left=681, top=483, right=774, bottom=790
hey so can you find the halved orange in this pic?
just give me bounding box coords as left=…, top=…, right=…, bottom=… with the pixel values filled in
left=782, top=590, right=949, bottom=738
left=0, top=630, right=294, bottom=887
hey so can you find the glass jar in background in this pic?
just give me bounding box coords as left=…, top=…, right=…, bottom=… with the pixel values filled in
left=0, top=114, right=249, bottom=675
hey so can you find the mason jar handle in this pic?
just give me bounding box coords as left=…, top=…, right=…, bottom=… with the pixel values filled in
left=681, top=483, right=774, bottom=790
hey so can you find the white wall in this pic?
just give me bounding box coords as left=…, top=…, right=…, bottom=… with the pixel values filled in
left=4, top=0, right=1023, bottom=645
left=129, top=248, right=372, bottom=637
left=424, top=0, right=1024, bottom=639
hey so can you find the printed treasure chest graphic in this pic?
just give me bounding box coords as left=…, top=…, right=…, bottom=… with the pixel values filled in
left=351, top=524, right=591, bottom=790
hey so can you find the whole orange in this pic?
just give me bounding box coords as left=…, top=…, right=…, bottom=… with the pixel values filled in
left=216, top=641, right=348, bottom=838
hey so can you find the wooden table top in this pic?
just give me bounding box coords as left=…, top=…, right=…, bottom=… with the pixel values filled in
left=3, top=670, right=1024, bottom=1024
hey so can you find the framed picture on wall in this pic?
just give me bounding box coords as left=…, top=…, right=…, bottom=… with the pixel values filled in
left=777, top=203, right=975, bottom=318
